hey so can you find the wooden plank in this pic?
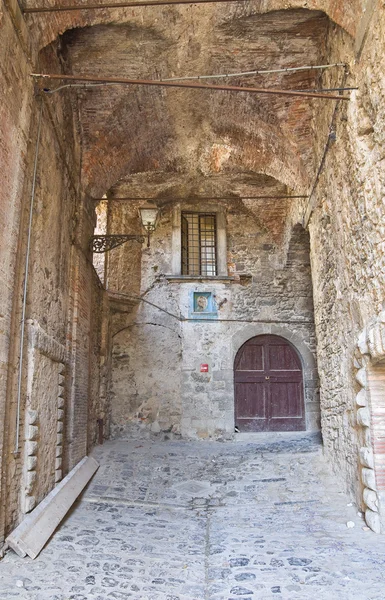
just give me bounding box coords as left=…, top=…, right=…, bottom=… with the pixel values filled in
left=6, top=456, right=99, bottom=559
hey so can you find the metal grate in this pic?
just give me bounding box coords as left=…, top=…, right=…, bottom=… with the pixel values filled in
left=181, top=212, right=217, bottom=276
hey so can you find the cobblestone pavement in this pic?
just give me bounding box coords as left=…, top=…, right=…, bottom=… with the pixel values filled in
left=1, top=432, right=385, bottom=600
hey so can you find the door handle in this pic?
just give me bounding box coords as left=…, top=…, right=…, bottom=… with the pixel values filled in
left=265, top=376, right=270, bottom=380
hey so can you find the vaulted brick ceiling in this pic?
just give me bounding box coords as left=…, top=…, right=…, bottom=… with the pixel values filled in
left=46, top=6, right=337, bottom=200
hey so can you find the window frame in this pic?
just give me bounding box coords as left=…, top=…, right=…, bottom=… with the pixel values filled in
left=171, top=204, right=227, bottom=277
left=181, top=211, right=218, bottom=276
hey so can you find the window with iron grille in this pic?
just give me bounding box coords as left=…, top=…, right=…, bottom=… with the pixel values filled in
left=181, top=212, right=217, bottom=276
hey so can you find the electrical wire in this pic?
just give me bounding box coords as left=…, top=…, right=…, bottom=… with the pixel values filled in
left=162, top=63, right=346, bottom=82
left=106, top=289, right=313, bottom=324
left=42, top=63, right=347, bottom=95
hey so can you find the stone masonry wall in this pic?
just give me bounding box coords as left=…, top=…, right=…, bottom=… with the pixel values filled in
left=0, top=2, right=107, bottom=542
left=0, top=0, right=36, bottom=543
left=306, top=6, right=385, bottom=512
left=108, top=200, right=319, bottom=439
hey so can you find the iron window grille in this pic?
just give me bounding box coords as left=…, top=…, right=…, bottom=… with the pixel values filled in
left=181, top=212, right=217, bottom=276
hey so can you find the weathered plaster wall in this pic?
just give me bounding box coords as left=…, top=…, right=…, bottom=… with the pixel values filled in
left=108, top=200, right=318, bottom=439
left=306, top=6, right=385, bottom=515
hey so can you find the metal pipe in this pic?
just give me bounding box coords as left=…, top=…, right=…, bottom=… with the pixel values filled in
left=44, top=82, right=356, bottom=95
left=14, top=99, right=43, bottom=454
left=24, top=0, right=280, bottom=13
left=95, top=195, right=309, bottom=201
left=32, top=73, right=351, bottom=101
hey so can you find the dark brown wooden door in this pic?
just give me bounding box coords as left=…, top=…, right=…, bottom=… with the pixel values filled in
left=234, top=335, right=305, bottom=432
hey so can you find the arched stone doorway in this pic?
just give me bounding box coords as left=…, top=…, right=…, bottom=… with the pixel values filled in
left=234, top=334, right=306, bottom=432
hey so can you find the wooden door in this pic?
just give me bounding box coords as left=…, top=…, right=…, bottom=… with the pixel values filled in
left=234, top=335, right=305, bottom=432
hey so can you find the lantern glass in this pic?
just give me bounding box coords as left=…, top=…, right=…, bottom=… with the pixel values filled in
left=139, top=207, right=159, bottom=232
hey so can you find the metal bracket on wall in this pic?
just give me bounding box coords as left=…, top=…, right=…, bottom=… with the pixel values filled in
left=91, top=234, right=145, bottom=253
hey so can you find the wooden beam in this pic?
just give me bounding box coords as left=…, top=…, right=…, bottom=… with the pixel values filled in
left=6, top=456, right=99, bottom=559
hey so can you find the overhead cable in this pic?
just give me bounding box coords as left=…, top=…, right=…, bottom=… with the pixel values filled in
left=162, top=63, right=346, bottom=82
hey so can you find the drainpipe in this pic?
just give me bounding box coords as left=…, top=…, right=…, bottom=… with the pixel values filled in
left=14, top=98, right=43, bottom=455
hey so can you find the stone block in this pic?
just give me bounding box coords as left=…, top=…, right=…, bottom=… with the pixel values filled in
left=27, top=410, right=38, bottom=425
left=27, top=425, right=39, bottom=441
left=362, top=467, right=377, bottom=491
left=356, top=368, right=367, bottom=388
left=365, top=508, right=381, bottom=533
left=25, top=472, right=37, bottom=494
left=357, top=407, right=371, bottom=427
left=359, top=447, right=374, bottom=469
left=357, top=330, right=369, bottom=356
left=356, top=389, right=367, bottom=407
left=24, top=496, right=36, bottom=514
left=306, top=411, right=321, bottom=431
left=26, top=441, right=38, bottom=456
left=27, top=456, right=37, bottom=471
left=363, top=487, right=379, bottom=512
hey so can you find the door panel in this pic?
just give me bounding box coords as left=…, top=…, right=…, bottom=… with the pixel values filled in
left=269, top=344, right=300, bottom=371
left=235, top=382, right=266, bottom=419
left=270, top=382, right=302, bottom=418
left=236, top=344, right=264, bottom=371
left=234, top=335, right=305, bottom=432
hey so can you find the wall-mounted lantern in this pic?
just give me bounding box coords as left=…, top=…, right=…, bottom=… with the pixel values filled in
left=139, top=205, right=159, bottom=247
left=91, top=205, right=160, bottom=253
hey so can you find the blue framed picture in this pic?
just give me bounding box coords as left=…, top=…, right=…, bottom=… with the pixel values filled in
left=189, top=291, right=218, bottom=319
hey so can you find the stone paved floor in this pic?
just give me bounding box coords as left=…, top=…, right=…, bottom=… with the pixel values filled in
left=1, top=432, right=385, bottom=600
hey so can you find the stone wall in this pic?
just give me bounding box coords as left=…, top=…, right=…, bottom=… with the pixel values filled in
left=107, top=200, right=319, bottom=439
left=306, top=6, right=385, bottom=521
left=0, top=0, right=36, bottom=543
left=0, top=0, right=107, bottom=543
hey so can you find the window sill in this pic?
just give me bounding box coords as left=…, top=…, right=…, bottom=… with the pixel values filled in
left=163, top=275, right=236, bottom=284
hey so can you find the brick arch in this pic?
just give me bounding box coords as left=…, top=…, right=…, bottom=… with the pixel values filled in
left=32, top=1, right=358, bottom=52
left=89, top=121, right=309, bottom=200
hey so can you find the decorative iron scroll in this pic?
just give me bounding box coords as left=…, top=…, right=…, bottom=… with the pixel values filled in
left=91, top=234, right=145, bottom=253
